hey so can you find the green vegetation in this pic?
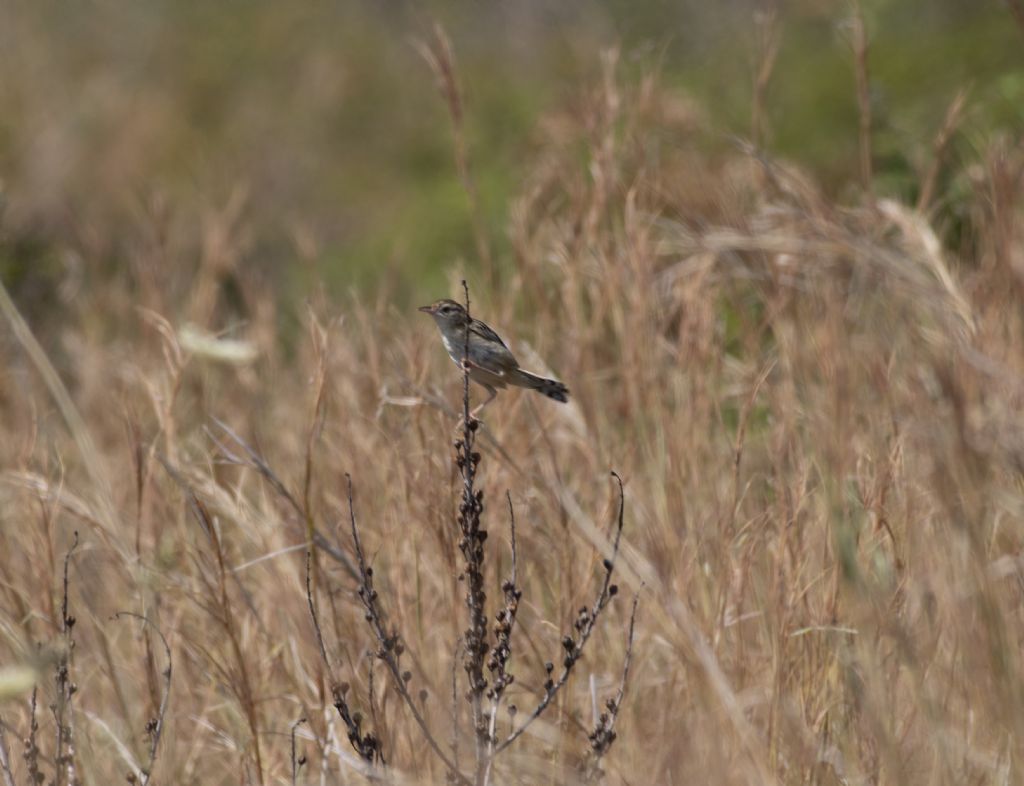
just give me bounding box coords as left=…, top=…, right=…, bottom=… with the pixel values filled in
left=1, top=1, right=1020, bottom=305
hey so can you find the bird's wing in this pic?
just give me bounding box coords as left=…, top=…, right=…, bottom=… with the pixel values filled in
left=470, top=318, right=509, bottom=349
left=469, top=318, right=519, bottom=369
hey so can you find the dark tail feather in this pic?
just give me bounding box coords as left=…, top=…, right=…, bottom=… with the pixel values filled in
left=512, top=369, right=569, bottom=403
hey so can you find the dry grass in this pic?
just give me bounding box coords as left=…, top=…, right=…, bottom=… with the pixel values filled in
left=2, top=47, right=1024, bottom=786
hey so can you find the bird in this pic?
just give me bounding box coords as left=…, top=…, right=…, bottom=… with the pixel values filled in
left=419, top=298, right=569, bottom=418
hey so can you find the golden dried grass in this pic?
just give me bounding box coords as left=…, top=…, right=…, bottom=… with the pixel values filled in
left=1, top=61, right=1024, bottom=786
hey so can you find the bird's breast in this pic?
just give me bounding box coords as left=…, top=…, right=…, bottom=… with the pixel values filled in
left=441, top=332, right=462, bottom=363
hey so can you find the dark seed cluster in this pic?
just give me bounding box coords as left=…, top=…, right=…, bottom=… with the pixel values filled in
left=487, top=578, right=521, bottom=703
left=454, top=409, right=491, bottom=750
left=332, top=682, right=383, bottom=764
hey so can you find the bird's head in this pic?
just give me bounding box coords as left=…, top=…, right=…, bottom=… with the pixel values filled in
left=418, top=299, right=470, bottom=330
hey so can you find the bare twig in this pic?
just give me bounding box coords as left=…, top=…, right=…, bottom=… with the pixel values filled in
left=112, top=613, right=172, bottom=785
left=303, top=310, right=332, bottom=633
left=54, top=531, right=79, bottom=786
left=305, top=548, right=382, bottom=765
left=452, top=280, right=491, bottom=784
left=582, top=593, right=639, bottom=782
left=333, top=683, right=384, bottom=767
left=158, top=458, right=265, bottom=784
left=305, top=549, right=331, bottom=671
left=392, top=376, right=526, bottom=477
left=208, top=418, right=359, bottom=580
left=24, top=687, right=43, bottom=786
left=482, top=492, right=523, bottom=784
left=489, top=494, right=522, bottom=713
left=451, top=639, right=462, bottom=773
left=497, top=472, right=627, bottom=754
left=345, top=475, right=469, bottom=783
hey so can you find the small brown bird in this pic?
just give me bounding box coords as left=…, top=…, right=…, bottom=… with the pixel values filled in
left=419, top=299, right=569, bottom=418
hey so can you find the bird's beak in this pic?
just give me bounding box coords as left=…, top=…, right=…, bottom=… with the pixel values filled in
left=418, top=304, right=435, bottom=314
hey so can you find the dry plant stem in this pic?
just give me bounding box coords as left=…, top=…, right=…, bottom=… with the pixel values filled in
left=344, top=475, right=469, bottom=783
left=0, top=280, right=116, bottom=535
left=453, top=280, right=490, bottom=784
left=850, top=1, right=873, bottom=193
left=488, top=493, right=520, bottom=714
left=24, top=687, right=43, bottom=786
left=451, top=640, right=461, bottom=773
left=917, top=88, right=969, bottom=213
left=481, top=493, right=521, bottom=786
left=303, top=311, right=331, bottom=613
left=496, top=472, right=627, bottom=755
left=209, top=418, right=358, bottom=580
left=305, top=549, right=331, bottom=671
left=290, top=717, right=307, bottom=786
left=54, top=531, right=79, bottom=786
left=582, top=594, right=639, bottom=782
left=112, top=612, right=172, bottom=785
left=159, top=458, right=265, bottom=785
left=0, top=716, right=15, bottom=786
left=416, top=25, right=493, bottom=282
left=304, top=548, right=381, bottom=765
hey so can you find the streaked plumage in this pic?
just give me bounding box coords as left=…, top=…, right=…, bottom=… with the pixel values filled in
left=419, top=299, right=569, bottom=416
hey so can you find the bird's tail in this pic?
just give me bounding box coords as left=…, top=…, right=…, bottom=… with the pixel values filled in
left=510, top=369, right=569, bottom=403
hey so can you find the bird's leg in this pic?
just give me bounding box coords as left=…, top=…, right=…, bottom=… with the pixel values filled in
left=456, top=384, right=498, bottom=431
left=469, top=384, right=499, bottom=420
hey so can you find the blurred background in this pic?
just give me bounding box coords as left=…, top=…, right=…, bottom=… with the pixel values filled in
left=3, top=3, right=1024, bottom=784
left=1, top=0, right=1021, bottom=318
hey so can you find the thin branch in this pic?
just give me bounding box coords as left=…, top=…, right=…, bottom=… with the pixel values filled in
left=209, top=418, right=359, bottom=580
left=305, top=549, right=331, bottom=671
left=496, top=472, right=627, bottom=754
left=61, top=533, right=79, bottom=633
left=392, top=376, right=526, bottom=476
left=453, top=280, right=491, bottom=784
left=158, top=458, right=266, bottom=784
left=305, top=547, right=382, bottom=765
left=451, top=639, right=462, bottom=773
left=345, top=474, right=470, bottom=784
left=112, top=612, right=172, bottom=786
left=582, top=593, right=639, bottom=782
left=303, top=311, right=332, bottom=643
left=482, top=493, right=522, bottom=784
left=24, top=687, right=42, bottom=786
left=54, top=531, right=80, bottom=786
